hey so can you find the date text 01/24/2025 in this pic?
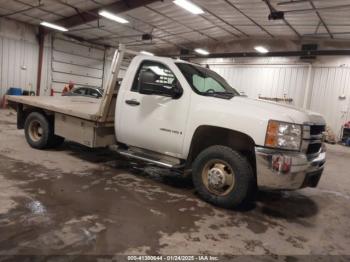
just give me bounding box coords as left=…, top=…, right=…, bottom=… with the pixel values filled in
left=127, top=255, right=219, bottom=261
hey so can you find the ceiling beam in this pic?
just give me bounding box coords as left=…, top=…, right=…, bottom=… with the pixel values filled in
left=145, top=6, right=220, bottom=42
left=0, top=6, right=42, bottom=18
left=308, top=0, right=333, bottom=39
left=55, top=0, right=161, bottom=29
left=224, top=0, right=274, bottom=38
left=125, top=14, right=197, bottom=47
left=192, top=1, right=247, bottom=37
left=278, top=0, right=312, bottom=5
left=172, top=49, right=350, bottom=59
left=305, top=31, right=350, bottom=36
left=262, top=0, right=301, bottom=38
left=282, top=4, right=350, bottom=13
left=13, top=0, right=66, bottom=18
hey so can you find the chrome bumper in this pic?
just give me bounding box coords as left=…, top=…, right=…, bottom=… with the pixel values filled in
left=255, top=146, right=326, bottom=190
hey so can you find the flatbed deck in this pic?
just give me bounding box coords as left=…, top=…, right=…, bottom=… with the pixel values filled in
left=4, top=45, right=133, bottom=148
left=6, top=95, right=102, bottom=121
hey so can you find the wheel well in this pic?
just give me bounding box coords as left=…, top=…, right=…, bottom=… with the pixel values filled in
left=17, top=106, right=52, bottom=129
left=187, top=125, right=256, bottom=177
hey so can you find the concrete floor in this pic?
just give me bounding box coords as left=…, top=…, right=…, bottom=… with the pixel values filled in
left=0, top=109, right=350, bottom=258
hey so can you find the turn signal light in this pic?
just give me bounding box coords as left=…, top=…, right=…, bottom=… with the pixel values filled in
left=265, top=120, right=279, bottom=147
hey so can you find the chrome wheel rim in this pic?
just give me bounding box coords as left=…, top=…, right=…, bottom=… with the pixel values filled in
left=202, top=159, right=235, bottom=196
left=28, top=120, right=43, bottom=142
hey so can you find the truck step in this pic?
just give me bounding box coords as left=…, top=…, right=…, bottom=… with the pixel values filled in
left=116, top=149, right=183, bottom=169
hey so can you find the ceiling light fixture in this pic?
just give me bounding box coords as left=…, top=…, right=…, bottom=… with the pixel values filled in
left=254, top=46, right=269, bottom=53
left=140, top=51, right=154, bottom=56
left=173, top=0, right=204, bottom=15
left=99, top=10, right=129, bottom=24
left=40, top=21, right=68, bottom=32
left=195, top=48, right=209, bottom=55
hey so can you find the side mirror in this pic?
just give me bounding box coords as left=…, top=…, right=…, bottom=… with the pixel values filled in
left=170, top=80, right=183, bottom=99
left=139, top=70, right=159, bottom=95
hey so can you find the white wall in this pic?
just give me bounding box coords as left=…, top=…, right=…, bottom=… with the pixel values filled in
left=0, top=18, right=38, bottom=98
left=212, top=64, right=309, bottom=107
left=309, top=66, right=350, bottom=138
left=0, top=20, right=109, bottom=97
left=195, top=56, right=350, bottom=139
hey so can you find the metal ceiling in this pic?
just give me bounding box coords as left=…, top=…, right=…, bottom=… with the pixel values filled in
left=1, top=0, right=350, bottom=53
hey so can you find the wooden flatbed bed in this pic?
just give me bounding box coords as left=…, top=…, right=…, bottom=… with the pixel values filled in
left=7, top=96, right=102, bottom=121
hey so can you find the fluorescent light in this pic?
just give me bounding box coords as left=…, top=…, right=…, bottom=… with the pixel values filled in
left=254, top=46, right=269, bottom=53
left=140, top=51, right=154, bottom=56
left=173, top=0, right=204, bottom=14
left=195, top=48, right=209, bottom=55
left=40, top=21, right=68, bottom=32
left=99, top=10, right=129, bottom=24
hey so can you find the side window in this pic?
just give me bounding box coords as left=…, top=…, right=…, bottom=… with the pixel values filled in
left=131, top=61, right=176, bottom=92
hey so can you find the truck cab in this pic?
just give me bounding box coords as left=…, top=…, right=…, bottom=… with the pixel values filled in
left=7, top=45, right=326, bottom=209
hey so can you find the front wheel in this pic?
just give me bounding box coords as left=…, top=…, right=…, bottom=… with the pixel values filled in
left=192, top=145, right=255, bottom=209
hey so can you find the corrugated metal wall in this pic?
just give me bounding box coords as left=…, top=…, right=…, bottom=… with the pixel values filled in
left=210, top=62, right=350, bottom=138
left=309, top=66, right=350, bottom=138
left=0, top=18, right=38, bottom=98
left=212, top=65, right=309, bottom=107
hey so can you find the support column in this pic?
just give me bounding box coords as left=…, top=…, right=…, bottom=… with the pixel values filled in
left=303, top=63, right=313, bottom=109
left=36, top=26, right=46, bottom=96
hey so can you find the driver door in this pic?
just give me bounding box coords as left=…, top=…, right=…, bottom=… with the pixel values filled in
left=118, top=60, right=190, bottom=158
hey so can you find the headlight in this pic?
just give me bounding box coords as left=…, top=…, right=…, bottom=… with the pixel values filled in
left=265, top=120, right=302, bottom=151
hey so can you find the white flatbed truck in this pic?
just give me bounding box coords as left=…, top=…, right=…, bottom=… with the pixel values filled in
left=7, top=45, right=326, bottom=208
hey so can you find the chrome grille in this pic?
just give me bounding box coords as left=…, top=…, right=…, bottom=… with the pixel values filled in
left=303, top=124, right=325, bottom=155
left=310, top=125, right=325, bottom=136
left=306, top=141, right=322, bottom=155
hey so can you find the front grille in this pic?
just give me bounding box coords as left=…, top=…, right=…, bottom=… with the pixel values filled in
left=310, top=125, right=325, bottom=136
left=303, top=124, right=325, bottom=155
left=307, top=142, right=322, bottom=155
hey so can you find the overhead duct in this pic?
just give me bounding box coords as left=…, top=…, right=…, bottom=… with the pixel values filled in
left=300, top=44, right=318, bottom=60
left=268, top=11, right=284, bottom=20
left=142, top=33, right=153, bottom=41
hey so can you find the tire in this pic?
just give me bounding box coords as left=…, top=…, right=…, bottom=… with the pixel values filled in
left=192, top=145, right=255, bottom=209
left=24, top=112, right=53, bottom=149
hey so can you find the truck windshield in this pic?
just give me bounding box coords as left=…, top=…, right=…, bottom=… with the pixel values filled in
left=175, top=63, right=239, bottom=98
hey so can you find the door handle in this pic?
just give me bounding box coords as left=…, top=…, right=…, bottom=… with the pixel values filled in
left=125, top=99, right=140, bottom=106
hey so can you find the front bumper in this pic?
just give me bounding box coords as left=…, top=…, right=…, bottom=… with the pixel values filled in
left=255, top=146, right=326, bottom=190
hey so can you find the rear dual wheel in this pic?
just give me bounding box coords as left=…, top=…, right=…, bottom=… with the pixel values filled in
left=24, top=112, right=64, bottom=149
left=192, top=145, right=255, bottom=209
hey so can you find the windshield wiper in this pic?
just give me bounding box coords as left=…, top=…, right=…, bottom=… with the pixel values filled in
left=202, top=91, right=235, bottom=99
left=215, top=91, right=234, bottom=95
left=205, top=91, right=235, bottom=96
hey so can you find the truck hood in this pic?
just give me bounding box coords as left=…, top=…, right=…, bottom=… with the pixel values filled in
left=231, top=96, right=325, bottom=125
left=190, top=94, right=326, bottom=147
